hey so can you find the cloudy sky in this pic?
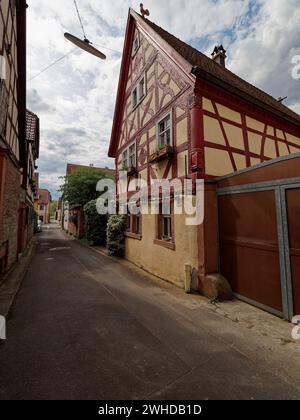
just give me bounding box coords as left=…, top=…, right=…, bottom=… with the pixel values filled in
left=27, top=0, right=300, bottom=199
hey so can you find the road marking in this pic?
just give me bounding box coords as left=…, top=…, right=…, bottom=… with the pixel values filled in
left=0, top=315, right=6, bottom=340
left=49, top=247, right=71, bottom=252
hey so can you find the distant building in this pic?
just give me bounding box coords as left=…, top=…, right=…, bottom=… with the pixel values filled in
left=37, top=189, right=52, bottom=224
left=62, top=164, right=115, bottom=238
left=0, top=1, right=40, bottom=276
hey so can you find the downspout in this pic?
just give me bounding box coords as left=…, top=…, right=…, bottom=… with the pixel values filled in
left=189, top=89, right=206, bottom=289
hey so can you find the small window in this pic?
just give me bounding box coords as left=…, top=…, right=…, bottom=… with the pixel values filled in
left=132, top=75, right=146, bottom=110
left=129, top=143, right=136, bottom=168
left=122, top=149, right=128, bottom=169
left=132, top=33, right=140, bottom=57
left=158, top=114, right=172, bottom=147
left=134, top=213, right=141, bottom=235
left=157, top=201, right=174, bottom=243
left=132, top=88, right=138, bottom=109
left=162, top=215, right=172, bottom=241
left=139, top=78, right=145, bottom=100
left=126, top=214, right=131, bottom=231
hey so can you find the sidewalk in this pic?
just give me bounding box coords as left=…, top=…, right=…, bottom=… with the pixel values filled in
left=0, top=239, right=36, bottom=318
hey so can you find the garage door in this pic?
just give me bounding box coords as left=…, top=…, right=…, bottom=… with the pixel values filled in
left=285, top=188, right=300, bottom=316
left=218, top=190, right=283, bottom=315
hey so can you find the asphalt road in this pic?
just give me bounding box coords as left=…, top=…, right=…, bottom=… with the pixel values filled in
left=0, top=225, right=299, bottom=400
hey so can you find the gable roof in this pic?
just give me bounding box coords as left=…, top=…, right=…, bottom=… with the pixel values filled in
left=66, top=163, right=115, bottom=178
left=145, top=18, right=300, bottom=126
left=108, top=9, right=300, bottom=158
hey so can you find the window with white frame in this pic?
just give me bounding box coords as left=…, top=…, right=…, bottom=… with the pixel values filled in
left=122, top=142, right=136, bottom=170
left=129, top=143, right=136, bottom=168
left=122, top=149, right=128, bottom=169
left=157, top=113, right=172, bottom=147
left=132, top=32, right=140, bottom=57
left=132, top=75, right=146, bottom=109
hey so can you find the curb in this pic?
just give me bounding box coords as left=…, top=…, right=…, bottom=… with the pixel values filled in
left=0, top=238, right=36, bottom=318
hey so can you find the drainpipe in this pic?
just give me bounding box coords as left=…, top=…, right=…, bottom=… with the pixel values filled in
left=184, top=264, right=192, bottom=294
left=189, top=92, right=206, bottom=289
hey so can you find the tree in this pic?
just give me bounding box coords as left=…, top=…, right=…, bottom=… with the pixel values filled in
left=84, top=200, right=107, bottom=246
left=60, top=168, right=109, bottom=207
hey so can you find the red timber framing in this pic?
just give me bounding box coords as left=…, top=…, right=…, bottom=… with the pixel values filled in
left=109, top=7, right=300, bottom=292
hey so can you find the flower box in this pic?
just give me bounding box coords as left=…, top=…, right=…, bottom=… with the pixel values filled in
left=149, top=146, right=174, bottom=164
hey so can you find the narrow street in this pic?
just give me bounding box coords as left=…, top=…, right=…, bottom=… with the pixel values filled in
left=0, top=225, right=299, bottom=400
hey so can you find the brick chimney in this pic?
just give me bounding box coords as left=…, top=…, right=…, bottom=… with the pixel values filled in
left=211, top=45, right=227, bottom=67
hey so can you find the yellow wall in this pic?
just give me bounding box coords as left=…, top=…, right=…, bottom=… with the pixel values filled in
left=202, top=97, right=300, bottom=177
left=125, top=211, right=198, bottom=288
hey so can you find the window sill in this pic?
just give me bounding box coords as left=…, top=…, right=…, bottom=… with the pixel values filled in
left=125, top=232, right=142, bottom=241
left=154, top=239, right=175, bottom=251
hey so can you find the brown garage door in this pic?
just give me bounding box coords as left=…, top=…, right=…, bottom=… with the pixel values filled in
left=285, top=188, right=300, bottom=316
left=219, top=190, right=283, bottom=314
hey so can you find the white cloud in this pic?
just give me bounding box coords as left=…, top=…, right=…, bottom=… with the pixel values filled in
left=27, top=0, right=300, bottom=198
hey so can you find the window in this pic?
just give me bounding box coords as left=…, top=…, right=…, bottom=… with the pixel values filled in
left=157, top=113, right=172, bottom=147
left=126, top=214, right=131, bottom=231
left=132, top=75, right=146, bottom=109
left=129, top=143, right=136, bottom=168
left=134, top=214, right=141, bottom=235
left=155, top=200, right=175, bottom=249
left=122, top=149, right=128, bottom=169
left=139, top=78, right=145, bottom=100
left=132, top=32, right=140, bottom=57
left=132, top=88, right=138, bottom=108
left=40, top=204, right=45, bottom=211
left=0, top=81, right=8, bottom=139
left=121, top=142, right=136, bottom=170
left=126, top=213, right=142, bottom=238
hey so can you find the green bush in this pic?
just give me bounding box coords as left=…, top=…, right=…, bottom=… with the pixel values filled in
left=107, top=215, right=126, bottom=257
left=84, top=200, right=107, bottom=246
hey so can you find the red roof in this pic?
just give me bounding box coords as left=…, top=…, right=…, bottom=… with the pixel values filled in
left=145, top=18, right=300, bottom=125
left=108, top=9, right=300, bottom=157
left=66, top=163, right=115, bottom=178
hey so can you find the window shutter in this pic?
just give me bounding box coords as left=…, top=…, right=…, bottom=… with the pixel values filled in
left=0, top=81, right=9, bottom=139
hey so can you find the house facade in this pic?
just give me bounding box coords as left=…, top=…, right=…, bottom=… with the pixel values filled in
left=37, top=189, right=51, bottom=224
left=0, top=0, right=38, bottom=276
left=109, top=9, right=300, bottom=299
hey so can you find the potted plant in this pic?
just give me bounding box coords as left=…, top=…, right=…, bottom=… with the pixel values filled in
left=149, top=144, right=174, bottom=164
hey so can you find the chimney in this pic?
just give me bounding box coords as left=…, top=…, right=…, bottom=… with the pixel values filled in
left=211, top=45, right=227, bottom=67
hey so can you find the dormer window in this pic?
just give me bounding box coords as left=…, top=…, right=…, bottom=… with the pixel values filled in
left=132, top=32, right=140, bottom=57
left=132, top=74, right=146, bottom=110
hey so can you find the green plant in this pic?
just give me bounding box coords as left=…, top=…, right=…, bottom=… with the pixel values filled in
left=84, top=200, right=107, bottom=246
left=60, top=168, right=111, bottom=207
left=107, top=215, right=127, bottom=257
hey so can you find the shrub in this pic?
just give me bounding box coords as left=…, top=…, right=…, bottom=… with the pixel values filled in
left=84, top=200, right=107, bottom=246
left=107, top=215, right=126, bottom=257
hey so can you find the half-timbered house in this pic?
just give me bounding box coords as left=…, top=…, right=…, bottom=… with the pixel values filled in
left=0, top=1, right=38, bottom=276
left=109, top=9, right=300, bottom=317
